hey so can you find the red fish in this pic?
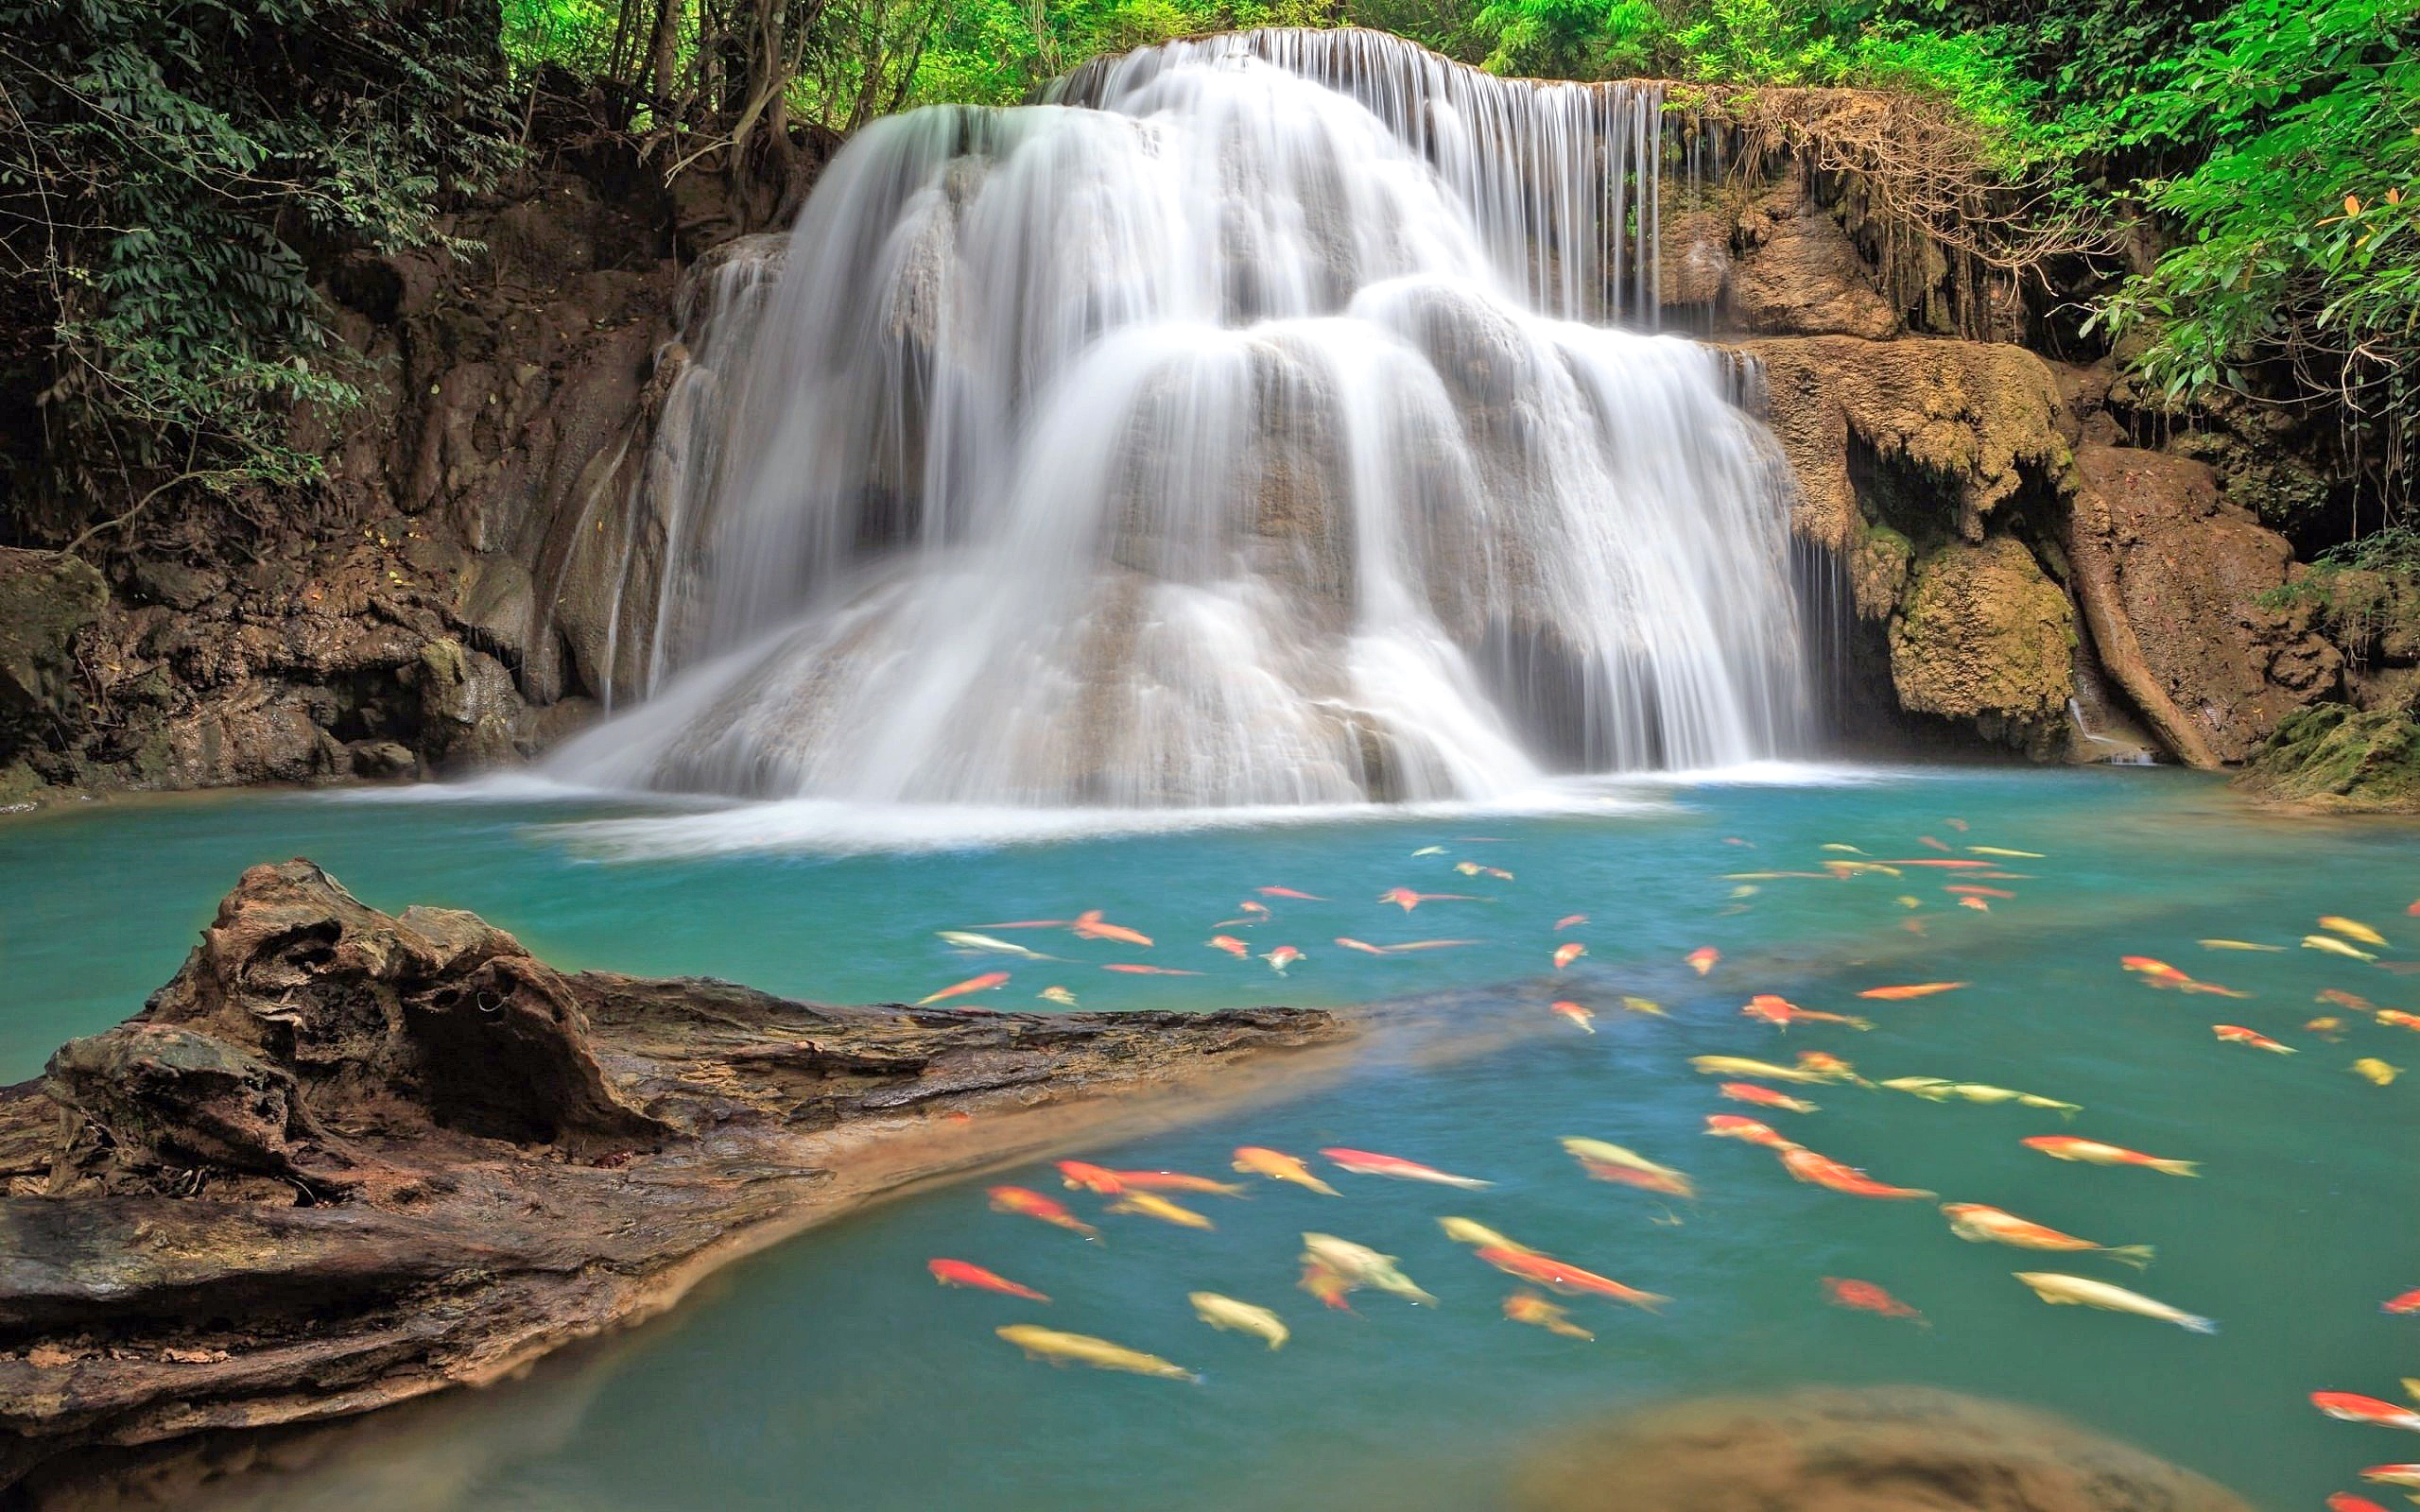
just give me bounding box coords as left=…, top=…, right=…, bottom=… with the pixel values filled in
left=929, top=1258, right=1050, bottom=1302
left=1704, top=1113, right=1800, bottom=1150
left=2362, top=1466, right=2420, bottom=1490
left=1554, top=914, right=1588, bottom=931
left=2380, top=1288, right=2420, bottom=1314
left=1946, top=885, right=2015, bottom=900
left=1550, top=1001, right=1596, bottom=1034
left=1822, top=1276, right=1925, bottom=1323
left=1742, top=995, right=1871, bottom=1030
left=2122, top=955, right=2191, bottom=982
left=1389, top=938, right=1482, bottom=952
left=2314, top=1392, right=2420, bottom=1432
left=1071, top=909, right=1152, bottom=947
left=1959, top=897, right=1991, bottom=912
left=2321, top=988, right=2382, bottom=1013
left=1918, top=835, right=1951, bottom=852
left=1686, top=947, right=1720, bottom=975
left=986, top=1185, right=1098, bottom=1237
left=1298, top=1259, right=1355, bottom=1311
left=1472, top=1246, right=1668, bottom=1310
left=1719, top=1081, right=1817, bottom=1113
left=1795, top=1050, right=1861, bottom=1080
left=1206, top=935, right=1249, bottom=958
left=1054, top=1160, right=1126, bottom=1194
left=1100, top=963, right=1202, bottom=975
left=2327, top=1494, right=2393, bottom=1512
left=918, top=971, right=1010, bottom=1005
left=1553, top=942, right=1587, bottom=970
left=1379, top=887, right=1479, bottom=911
left=1779, top=1145, right=1936, bottom=1199
left=2377, top=1009, right=2420, bottom=1033
left=1321, top=1147, right=1491, bottom=1189
left=2212, top=1023, right=2294, bottom=1054
left=1258, top=886, right=1325, bottom=900
left=1261, top=945, right=1304, bottom=973
left=1856, top=982, right=1967, bottom=1001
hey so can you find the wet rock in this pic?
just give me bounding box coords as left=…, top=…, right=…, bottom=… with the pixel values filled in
left=0, top=550, right=107, bottom=757
left=1730, top=170, right=1899, bottom=339
left=1511, top=1385, right=2253, bottom=1512
left=2238, top=701, right=2420, bottom=813
left=0, top=863, right=1348, bottom=1494
left=1888, top=535, right=2075, bottom=757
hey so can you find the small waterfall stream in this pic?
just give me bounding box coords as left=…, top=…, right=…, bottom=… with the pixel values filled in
left=551, top=28, right=1814, bottom=806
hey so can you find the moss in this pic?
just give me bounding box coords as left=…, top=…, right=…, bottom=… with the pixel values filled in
left=2237, top=703, right=2420, bottom=814
left=1887, top=535, right=2075, bottom=757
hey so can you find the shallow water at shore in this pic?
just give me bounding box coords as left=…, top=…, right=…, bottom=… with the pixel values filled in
left=5, top=766, right=2415, bottom=1509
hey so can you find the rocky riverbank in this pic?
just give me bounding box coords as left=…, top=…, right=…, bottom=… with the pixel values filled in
left=0, top=862, right=1347, bottom=1502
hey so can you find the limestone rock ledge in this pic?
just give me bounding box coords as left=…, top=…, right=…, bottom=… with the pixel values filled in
left=0, top=863, right=1346, bottom=1496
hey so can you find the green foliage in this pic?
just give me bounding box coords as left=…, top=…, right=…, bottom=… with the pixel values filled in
left=2, top=0, right=517, bottom=543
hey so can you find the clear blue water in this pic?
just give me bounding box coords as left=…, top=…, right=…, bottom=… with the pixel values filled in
left=5, top=767, right=2414, bottom=1510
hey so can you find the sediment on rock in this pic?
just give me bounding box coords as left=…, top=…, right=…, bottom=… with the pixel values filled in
left=0, top=862, right=1348, bottom=1499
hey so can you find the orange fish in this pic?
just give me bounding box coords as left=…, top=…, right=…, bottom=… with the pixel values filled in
left=1298, top=1258, right=1355, bottom=1311
left=1742, top=995, right=1871, bottom=1031
left=2326, top=1494, right=2393, bottom=1512
left=2377, top=1009, right=2420, bottom=1033
left=2021, top=1135, right=2197, bottom=1177
left=1261, top=945, right=1304, bottom=973
left=1958, top=897, right=1991, bottom=912
left=1472, top=1246, right=1668, bottom=1310
left=1389, top=938, right=1483, bottom=952
left=1206, top=935, right=1249, bottom=958
left=1322, top=1147, right=1492, bottom=1189
left=1945, top=885, right=2015, bottom=899
left=1503, top=1290, right=1593, bottom=1341
left=2321, top=988, right=2382, bottom=1013
left=2314, top=1392, right=2420, bottom=1433
left=1918, top=835, right=1951, bottom=852
left=1554, top=914, right=1588, bottom=931
left=1100, top=963, right=1202, bottom=975
left=918, top=971, right=1010, bottom=1005
left=2122, top=956, right=2191, bottom=982
left=1704, top=1113, right=1800, bottom=1150
left=1258, top=886, right=1325, bottom=900
left=1719, top=1081, right=1817, bottom=1113
left=929, top=1258, right=1050, bottom=1302
left=2380, top=1288, right=2420, bottom=1314
left=986, top=1185, right=1098, bottom=1237
left=1553, top=942, right=1587, bottom=970
left=1334, top=936, right=1391, bottom=955
left=1795, top=1050, right=1861, bottom=1080
left=1855, top=982, right=1967, bottom=1001
left=1940, top=1202, right=2153, bottom=1266
left=1107, top=1169, right=1246, bottom=1196
left=2212, top=1023, right=2294, bottom=1054
left=1779, top=1145, right=1936, bottom=1199
left=1072, top=910, right=1152, bottom=947
left=1550, top=1001, right=1596, bottom=1034
left=1822, top=1276, right=1924, bottom=1323
left=1686, top=947, right=1720, bottom=976
left=2308, top=1016, right=2348, bottom=1040
left=1055, top=1160, right=1127, bottom=1194
left=1378, top=887, right=1479, bottom=911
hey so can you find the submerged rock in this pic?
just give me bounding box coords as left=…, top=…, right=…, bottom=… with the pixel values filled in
left=1511, top=1385, right=2252, bottom=1512
left=0, top=862, right=1347, bottom=1498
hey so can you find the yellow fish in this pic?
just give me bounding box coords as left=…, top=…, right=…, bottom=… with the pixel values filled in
left=1619, top=995, right=1667, bottom=1017
left=2305, top=934, right=2378, bottom=962
left=2196, top=939, right=2284, bottom=952
left=1109, top=1192, right=1214, bottom=1229
left=995, top=1325, right=1198, bottom=1382
left=1893, top=895, right=1922, bottom=909
left=1187, top=1292, right=1288, bottom=1349
left=1503, top=1290, right=1594, bottom=1341
left=1820, top=843, right=1865, bottom=853
left=1439, top=1215, right=1533, bottom=1252
left=1967, top=847, right=2046, bottom=858
left=1689, top=1054, right=1833, bottom=1084
left=1037, top=986, right=1079, bottom=1005
left=2320, top=915, right=2389, bottom=947
left=1233, top=1145, right=1340, bottom=1195
left=2354, top=1057, right=2402, bottom=1086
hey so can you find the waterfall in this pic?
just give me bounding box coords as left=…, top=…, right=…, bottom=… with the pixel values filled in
left=549, top=27, right=1814, bottom=807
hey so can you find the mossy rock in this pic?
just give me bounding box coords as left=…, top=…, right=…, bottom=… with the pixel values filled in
left=2237, top=702, right=2420, bottom=814
left=1887, top=535, right=2075, bottom=757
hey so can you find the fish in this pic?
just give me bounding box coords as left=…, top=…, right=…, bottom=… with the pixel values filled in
left=2354, top=1057, right=2403, bottom=1086
left=1334, top=936, right=1391, bottom=955
left=2308, top=934, right=2380, bottom=962
left=1411, top=845, right=1446, bottom=856
left=2377, top=1009, right=2420, bottom=1033
left=1301, top=1232, right=1436, bottom=1305
left=1958, top=897, right=1991, bottom=912
left=1729, top=885, right=1759, bottom=899
left=1941, top=1203, right=2153, bottom=1267
left=1779, top=1145, right=1935, bottom=1199
left=1258, top=886, right=1325, bottom=901
left=2013, top=1273, right=2215, bottom=1332
left=1108, top=1191, right=1214, bottom=1229
left=1824, top=860, right=1905, bottom=878
left=1553, top=914, right=1588, bottom=931
left=987, top=1185, right=1098, bottom=1237
left=1855, top=982, right=1968, bottom=1000
left=1704, top=1113, right=1800, bottom=1149
left=1453, top=860, right=1482, bottom=876
left=2212, top=1023, right=2294, bottom=1054
left=1071, top=910, right=1153, bottom=947
left=1296, top=1258, right=1355, bottom=1311
left=937, top=932, right=1059, bottom=960
left=1946, top=818, right=1970, bottom=831
left=1260, top=945, right=1304, bottom=974
left=1742, top=995, right=1871, bottom=1031
left=1966, top=846, right=2043, bottom=858
left=1188, top=1292, right=1288, bottom=1349
left=2307, top=1015, right=2347, bottom=1039
left=1503, top=1289, right=1594, bottom=1340
left=1472, top=1246, right=1668, bottom=1310
left=1206, top=935, right=1250, bottom=958
left=929, top=1258, right=1051, bottom=1302
left=1562, top=1137, right=1694, bottom=1197
left=2021, top=1135, right=2197, bottom=1177
left=2200, top=938, right=2286, bottom=952
left=2324, top=916, right=2392, bottom=947
left=1099, top=963, right=1202, bottom=976
left=1439, top=1216, right=1533, bottom=1251
left=2323, top=988, right=2384, bottom=1012
left=1916, top=835, right=1950, bottom=851
left=1378, top=887, right=1479, bottom=911
left=2381, top=1288, right=2420, bottom=1314
left=918, top=971, right=1011, bottom=1005
left=2312, top=1392, right=2420, bottom=1432
left=2121, top=955, right=2191, bottom=982
left=1875, top=858, right=1996, bottom=868
left=2325, top=1494, right=2393, bottom=1512
left=1233, top=1146, right=1340, bottom=1194
left=1894, top=895, right=1923, bottom=908
left=1619, top=995, right=1667, bottom=1017
left=2359, top=1467, right=2420, bottom=1490
left=1720, top=1081, right=1817, bottom=1113
left=1945, top=885, right=2015, bottom=900
left=1388, top=938, right=1483, bottom=952
left=1690, top=1054, right=1832, bottom=1085
left=1821, top=843, right=1865, bottom=853
left=1685, top=947, right=1720, bottom=975
left=1321, top=1147, right=1492, bottom=1190
left=1037, top=986, right=1079, bottom=1005
left=995, top=1325, right=1197, bottom=1382
left=1108, top=1170, right=1247, bottom=1196
left=1550, top=1001, right=1596, bottom=1033
left=1055, top=1160, right=1127, bottom=1194
left=1722, top=836, right=1753, bottom=847
left=1822, top=1276, right=1925, bottom=1323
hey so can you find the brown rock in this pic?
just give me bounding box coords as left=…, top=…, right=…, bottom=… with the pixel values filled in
left=0, top=550, right=107, bottom=756
left=1888, top=534, right=2075, bottom=756
left=1729, top=169, right=1899, bottom=339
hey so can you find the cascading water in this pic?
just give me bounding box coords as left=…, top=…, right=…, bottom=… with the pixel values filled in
left=549, top=28, right=1814, bottom=807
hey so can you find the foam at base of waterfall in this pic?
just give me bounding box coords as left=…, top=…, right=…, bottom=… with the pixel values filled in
left=549, top=28, right=1813, bottom=808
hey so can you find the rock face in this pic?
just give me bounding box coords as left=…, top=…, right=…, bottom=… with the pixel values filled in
left=0, top=551, right=107, bottom=801
left=1726, top=169, right=1900, bottom=339
left=1511, top=1385, right=2253, bottom=1512
left=0, top=863, right=1346, bottom=1496
left=2237, top=701, right=2420, bottom=813
left=1888, top=536, right=2075, bottom=756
